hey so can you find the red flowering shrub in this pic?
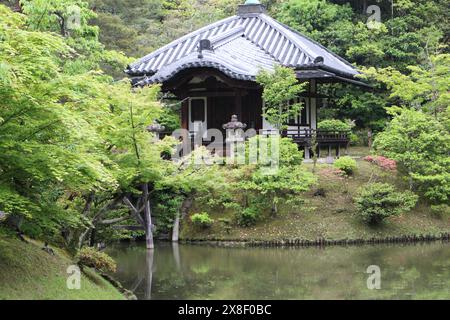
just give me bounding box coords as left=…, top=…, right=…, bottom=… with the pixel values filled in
left=364, top=155, right=397, bottom=171
left=319, top=167, right=346, bottom=179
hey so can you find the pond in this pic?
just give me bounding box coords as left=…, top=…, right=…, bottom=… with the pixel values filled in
left=107, top=241, right=450, bottom=300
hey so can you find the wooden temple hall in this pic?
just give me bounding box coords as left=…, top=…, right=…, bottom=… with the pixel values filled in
left=126, top=0, right=368, bottom=158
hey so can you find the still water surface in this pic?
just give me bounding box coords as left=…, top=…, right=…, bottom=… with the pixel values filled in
left=107, top=242, right=450, bottom=300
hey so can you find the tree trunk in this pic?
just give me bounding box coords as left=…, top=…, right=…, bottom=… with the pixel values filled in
left=144, top=249, right=154, bottom=300
left=172, top=242, right=181, bottom=271
left=171, top=214, right=180, bottom=242
left=408, top=170, right=414, bottom=190
left=89, top=229, right=96, bottom=247
left=171, top=196, right=193, bottom=242
left=362, top=0, right=368, bottom=13
left=143, top=183, right=154, bottom=250
left=271, top=196, right=278, bottom=216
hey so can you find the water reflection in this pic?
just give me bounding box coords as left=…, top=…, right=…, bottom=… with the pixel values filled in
left=107, top=242, right=450, bottom=300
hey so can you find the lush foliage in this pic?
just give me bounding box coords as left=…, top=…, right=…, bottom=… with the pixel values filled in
left=191, top=212, right=214, bottom=229
left=374, top=109, right=450, bottom=203
left=77, top=247, right=117, bottom=273
left=317, top=119, right=354, bottom=132
left=276, top=0, right=449, bottom=131
left=363, top=54, right=450, bottom=119
left=318, top=119, right=358, bottom=143
left=1, top=0, right=448, bottom=248
left=256, top=66, right=306, bottom=130
left=236, top=206, right=260, bottom=227
left=333, top=157, right=357, bottom=175
left=238, top=137, right=316, bottom=219
left=355, top=183, right=418, bottom=225
left=0, top=3, right=177, bottom=248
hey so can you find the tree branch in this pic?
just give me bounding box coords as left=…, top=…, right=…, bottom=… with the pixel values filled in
left=99, top=215, right=133, bottom=225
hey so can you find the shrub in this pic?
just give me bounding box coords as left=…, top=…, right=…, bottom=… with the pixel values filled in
left=354, top=183, right=418, bottom=224
left=77, top=247, right=117, bottom=273
left=190, top=212, right=214, bottom=228
left=333, top=156, right=357, bottom=175
left=245, top=136, right=304, bottom=167
left=318, top=119, right=354, bottom=132
left=236, top=207, right=259, bottom=227
left=318, top=119, right=358, bottom=145
left=319, top=167, right=346, bottom=179
left=374, top=109, right=450, bottom=203
left=364, top=155, right=397, bottom=171
left=430, top=204, right=450, bottom=217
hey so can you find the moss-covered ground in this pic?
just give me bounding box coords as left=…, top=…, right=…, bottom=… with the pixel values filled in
left=0, top=227, right=124, bottom=300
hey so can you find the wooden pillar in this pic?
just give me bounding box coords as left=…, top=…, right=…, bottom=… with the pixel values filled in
left=310, top=80, right=317, bottom=130
left=181, top=98, right=189, bottom=130
left=304, top=146, right=310, bottom=159
left=234, top=89, right=242, bottom=120
left=336, top=144, right=341, bottom=158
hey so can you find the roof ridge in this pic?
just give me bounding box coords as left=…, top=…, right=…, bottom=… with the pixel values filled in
left=209, top=25, right=245, bottom=48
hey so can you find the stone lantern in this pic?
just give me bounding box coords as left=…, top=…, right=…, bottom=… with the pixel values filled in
left=222, top=115, right=247, bottom=158
left=146, top=121, right=166, bottom=140
left=222, top=115, right=247, bottom=131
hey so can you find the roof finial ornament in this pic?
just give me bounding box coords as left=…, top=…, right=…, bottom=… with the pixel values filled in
left=198, top=39, right=212, bottom=59
left=238, top=0, right=265, bottom=16
left=314, top=56, right=324, bottom=64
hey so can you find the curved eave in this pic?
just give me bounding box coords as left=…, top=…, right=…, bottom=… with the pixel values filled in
left=134, top=52, right=267, bottom=86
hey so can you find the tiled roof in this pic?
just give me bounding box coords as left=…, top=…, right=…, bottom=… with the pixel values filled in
left=127, top=11, right=359, bottom=85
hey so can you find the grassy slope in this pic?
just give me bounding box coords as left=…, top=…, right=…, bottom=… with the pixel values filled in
left=0, top=228, right=124, bottom=300
left=181, top=148, right=450, bottom=241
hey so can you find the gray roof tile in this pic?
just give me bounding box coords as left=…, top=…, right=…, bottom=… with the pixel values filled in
left=128, top=12, right=359, bottom=84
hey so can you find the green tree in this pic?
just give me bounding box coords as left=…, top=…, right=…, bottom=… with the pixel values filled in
left=0, top=4, right=170, bottom=250
left=363, top=54, right=450, bottom=119
left=256, top=66, right=305, bottom=130
left=239, top=137, right=316, bottom=217
left=374, top=109, right=450, bottom=204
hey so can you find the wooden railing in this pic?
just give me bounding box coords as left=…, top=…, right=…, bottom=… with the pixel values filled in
left=281, top=129, right=350, bottom=145
left=159, top=129, right=350, bottom=152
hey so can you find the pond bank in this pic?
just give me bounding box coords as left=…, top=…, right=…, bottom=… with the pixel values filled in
left=181, top=232, right=450, bottom=248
